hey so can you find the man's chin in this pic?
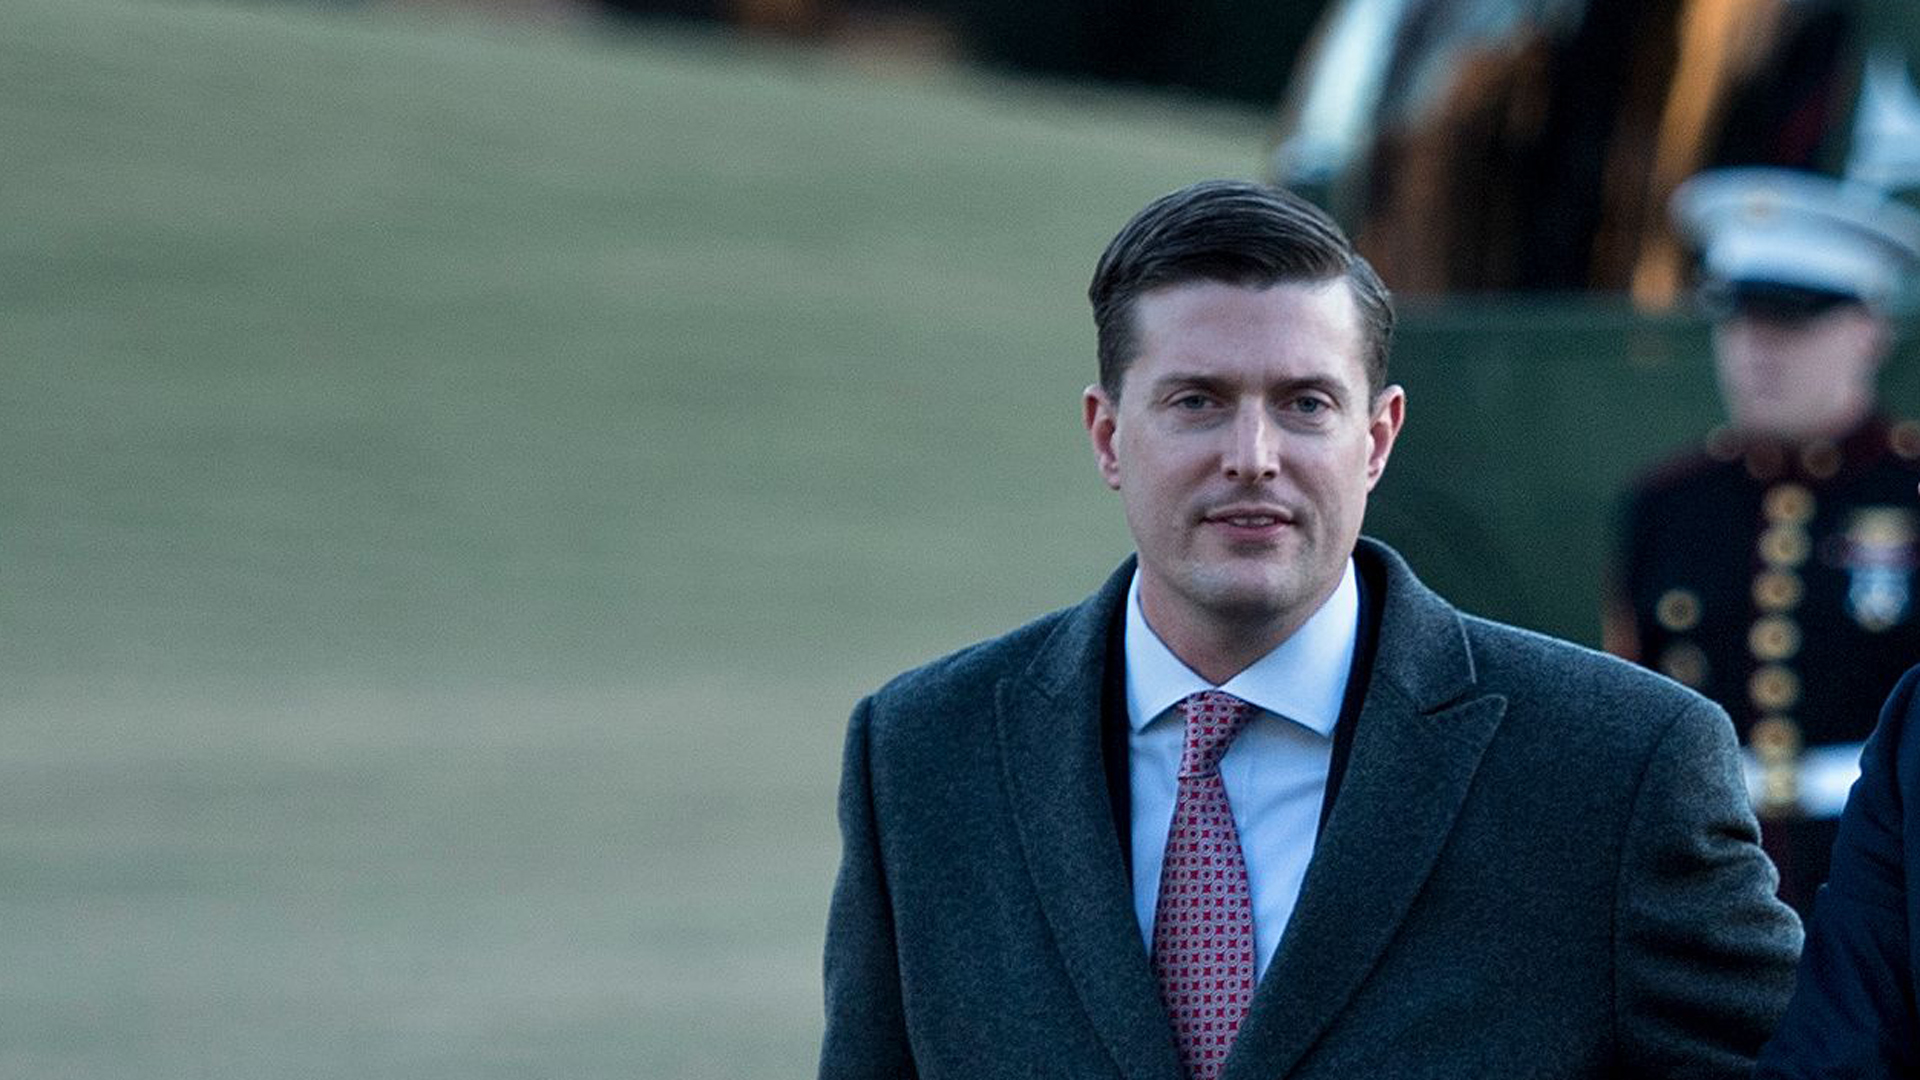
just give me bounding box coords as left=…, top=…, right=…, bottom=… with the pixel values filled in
left=1187, top=572, right=1306, bottom=624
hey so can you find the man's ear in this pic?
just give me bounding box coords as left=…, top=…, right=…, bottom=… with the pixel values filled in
left=1364, top=385, right=1405, bottom=490
left=1084, top=384, right=1122, bottom=490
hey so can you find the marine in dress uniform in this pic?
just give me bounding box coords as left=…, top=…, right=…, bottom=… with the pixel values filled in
left=1609, top=167, right=1920, bottom=916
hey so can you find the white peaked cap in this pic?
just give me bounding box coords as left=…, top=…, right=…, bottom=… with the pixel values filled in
left=1671, top=167, right=1920, bottom=303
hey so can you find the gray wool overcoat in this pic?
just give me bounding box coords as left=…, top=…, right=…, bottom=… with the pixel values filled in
left=820, top=538, right=1803, bottom=1079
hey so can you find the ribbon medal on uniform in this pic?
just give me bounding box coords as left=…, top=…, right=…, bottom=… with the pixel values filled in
left=1837, top=507, right=1917, bottom=631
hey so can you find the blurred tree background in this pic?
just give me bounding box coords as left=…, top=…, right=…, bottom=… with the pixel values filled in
left=315, top=0, right=1337, bottom=104
left=933, top=0, right=1331, bottom=104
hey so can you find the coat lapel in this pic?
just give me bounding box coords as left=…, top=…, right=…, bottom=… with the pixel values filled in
left=1225, top=540, right=1507, bottom=1080
left=997, top=559, right=1186, bottom=1080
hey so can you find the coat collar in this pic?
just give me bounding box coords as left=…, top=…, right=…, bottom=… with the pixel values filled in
left=1224, top=538, right=1506, bottom=1080
left=996, top=556, right=1183, bottom=1080
left=998, top=539, right=1506, bottom=1080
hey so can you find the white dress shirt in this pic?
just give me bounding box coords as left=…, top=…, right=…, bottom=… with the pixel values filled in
left=1125, top=559, right=1360, bottom=980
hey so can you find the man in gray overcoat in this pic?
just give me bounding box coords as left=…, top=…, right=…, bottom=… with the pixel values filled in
left=820, top=180, right=1801, bottom=1080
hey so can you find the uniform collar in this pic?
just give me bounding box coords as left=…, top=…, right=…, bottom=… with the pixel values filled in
left=1707, top=413, right=1918, bottom=481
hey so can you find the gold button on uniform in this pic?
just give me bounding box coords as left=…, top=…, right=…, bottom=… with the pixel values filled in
left=1748, top=616, right=1801, bottom=661
left=1659, top=643, right=1708, bottom=688
left=1750, top=715, right=1804, bottom=814
left=1762, top=483, right=1814, bottom=525
left=1892, top=420, right=1920, bottom=460
left=1758, top=525, right=1810, bottom=567
left=1655, top=589, right=1702, bottom=633
left=1750, top=715, right=1803, bottom=756
left=1749, top=665, right=1802, bottom=712
left=1752, top=570, right=1803, bottom=612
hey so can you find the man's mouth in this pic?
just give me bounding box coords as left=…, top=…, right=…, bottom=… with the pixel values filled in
left=1201, top=505, right=1295, bottom=532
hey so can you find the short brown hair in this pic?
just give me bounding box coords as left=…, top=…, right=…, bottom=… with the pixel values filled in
left=1089, top=180, right=1393, bottom=399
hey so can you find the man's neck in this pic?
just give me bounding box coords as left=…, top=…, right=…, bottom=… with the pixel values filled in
left=1139, top=579, right=1342, bottom=686
left=1738, top=400, right=1874, bottom=446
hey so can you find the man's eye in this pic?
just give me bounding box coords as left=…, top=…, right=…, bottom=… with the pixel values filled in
left=1292, top=396, right=1329, bottom=414
left=1173, top=395, right=1213, bottom=410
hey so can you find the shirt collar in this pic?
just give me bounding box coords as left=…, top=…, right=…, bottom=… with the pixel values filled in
left=1123, top=558, right=1360, bottom=738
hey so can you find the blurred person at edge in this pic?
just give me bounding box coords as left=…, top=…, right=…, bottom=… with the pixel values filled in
left=1607, top=168, right=1920, bottom=918
left=1758, top=656, right=1920, bottom=1077
left=822, top=180, right=1799, bottom=1080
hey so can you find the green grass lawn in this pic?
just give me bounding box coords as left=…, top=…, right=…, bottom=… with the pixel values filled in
left=0, top=2, right=1267, bottom=1075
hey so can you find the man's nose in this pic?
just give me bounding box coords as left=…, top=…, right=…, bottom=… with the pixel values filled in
left=1221, top=406, right=1280, bottom=481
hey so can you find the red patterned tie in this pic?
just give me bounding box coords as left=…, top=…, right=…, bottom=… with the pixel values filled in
left=1152, top=690, right=1258, bottom=1080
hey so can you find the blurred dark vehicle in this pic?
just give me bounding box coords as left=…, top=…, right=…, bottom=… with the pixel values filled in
left=1274, top=0, right=1862, bottom=300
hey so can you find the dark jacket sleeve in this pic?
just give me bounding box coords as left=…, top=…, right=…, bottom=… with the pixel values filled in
left=819, top=697, right=918, bottom=1080
left=1756, top=667, right=1920, bottom=1079
left=1612, top=697, right=1804, bottom=1076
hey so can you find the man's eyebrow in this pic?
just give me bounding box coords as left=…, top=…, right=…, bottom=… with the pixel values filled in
left=1148, top=371, right=1352, bottom=403
left=1286, top=375, right=1353, bottom=404
left=1148, top=373, right=1236, bottom=397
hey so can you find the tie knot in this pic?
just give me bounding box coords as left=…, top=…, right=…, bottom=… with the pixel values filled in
left=1176, top=691, right=1256, bottom=776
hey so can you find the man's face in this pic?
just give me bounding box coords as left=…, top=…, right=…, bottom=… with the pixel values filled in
left=1084, top=279, right=1404, bottom=646
left=1714, top=304, right=1886, bottom=440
